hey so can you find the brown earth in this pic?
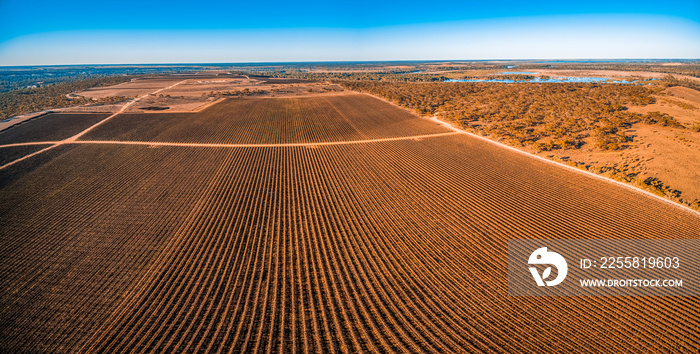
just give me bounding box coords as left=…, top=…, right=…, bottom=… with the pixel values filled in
left=0, top=113, right=111, bottom=145
left=79, top=94, right=449, bottom=144
left=0, top=90, right=699, bottom=352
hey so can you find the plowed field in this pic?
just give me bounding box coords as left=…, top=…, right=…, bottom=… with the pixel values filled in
left=80, top=95, right=450, bottom=144
left=1, top=93, right=698, bottom=353
left=0, top=113, right=110, bottom=145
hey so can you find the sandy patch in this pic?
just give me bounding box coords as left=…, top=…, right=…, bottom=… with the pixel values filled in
left=540, top=123, right=700, bottom=203
left=627, top=87, right=699, bottom=126
left=666, top=86, right=700, bottom=102
left=77, top=78, right=189, bottom=99
left=540, top=87, right=699, bottom=203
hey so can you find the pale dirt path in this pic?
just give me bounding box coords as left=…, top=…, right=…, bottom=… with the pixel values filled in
left=75, top=132, right=458, bottom=147
left=0, top=80, right=188, bottom=171
left=0, top=132, right=459, bottom=150
left=0, top=141, right=60, bottom=148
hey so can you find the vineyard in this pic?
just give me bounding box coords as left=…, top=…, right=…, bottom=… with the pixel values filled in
left=0, top=144, right=52, bottom=166
left=0, top=113, right=110, bottom=145
left=1, top=93, right=699, bottom=352
left=81, top=94, right=450, bottom=144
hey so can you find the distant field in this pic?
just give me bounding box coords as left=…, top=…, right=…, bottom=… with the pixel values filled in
left=1, top=87, right=699, bottom=352
left=248, top=76, right=317, bottom=84
left=0, top=113, right=110, bottom=145
left=0, top=144, right=52, bottom=166
left=80, top=94, right=450, bottom=144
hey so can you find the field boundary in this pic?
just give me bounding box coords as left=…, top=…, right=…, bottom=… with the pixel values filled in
left=0, top=111, right=53, bottom=132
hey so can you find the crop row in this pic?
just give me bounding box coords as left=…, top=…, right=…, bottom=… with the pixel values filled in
left=67, top=137, right=700, bottom=353
left=0, top=113, right=111, bottom=145
left=0, top=145, right=233, bottom=352
left=1, top=96, right=699, bottom=352
left=79, top=94, right=450, bottom=145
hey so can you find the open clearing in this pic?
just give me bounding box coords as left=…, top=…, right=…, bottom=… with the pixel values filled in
left=1, top=88, right=699, bottom=352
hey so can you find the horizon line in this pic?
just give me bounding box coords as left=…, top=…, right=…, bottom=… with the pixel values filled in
left=1, top=58, right=699, bottom=68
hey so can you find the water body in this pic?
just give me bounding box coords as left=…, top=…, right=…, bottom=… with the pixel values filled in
left=394, top=70, right=424, bottom=74
left=445, top=77, right=641, bottom=84
left=500, top=71, right=538, bottom=75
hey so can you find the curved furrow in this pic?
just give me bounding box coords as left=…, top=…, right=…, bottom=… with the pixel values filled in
left=312, top=145, right=470, bottom=350
left=208, top=149, right=274, bottom=353
left=294, top=150, right=340, bottom=354
left=156, top=148, right=263, bottom=351
left=225, top=148, right=278, bottom=352
left=0, top=146, right=227, bottom=352
left=315, top=145, right=490, bottom=352
left=352, top=138, right=696, bottom=348
left=300, top=147, right=398, bottom=353
left=323, top=143, right=507, bottom=352
left=342, top=141, right=628, bottom=352
left=115, top=148, right=245, bottom=351
left=80, top=147, right=242, bottom=352
left=246, top=148, right=284, bottom=353
left=39, top=148, right=219, bottom=349
left=297, top=148, right=359, bottom=353
left=316, top=145, right=468, bottom=352
left=195, top=150, right=271, bottom=353
left=330, top=141, right=672, bottom=352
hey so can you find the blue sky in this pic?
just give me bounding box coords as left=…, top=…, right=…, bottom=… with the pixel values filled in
left=0, top=0, right=699, bottom=65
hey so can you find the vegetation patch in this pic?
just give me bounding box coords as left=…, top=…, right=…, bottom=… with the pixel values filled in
left=339, top=81, right=656, bottom=152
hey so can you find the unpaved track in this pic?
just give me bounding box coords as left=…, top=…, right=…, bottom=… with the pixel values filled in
left=0, top=132, right=458, bottom=149
left=0, top=93, right=699, bottom=353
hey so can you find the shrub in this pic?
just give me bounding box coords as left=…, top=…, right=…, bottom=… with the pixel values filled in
left=690, top=122, right=700, bottom=132
left=642, top=111, right=684, bottom=128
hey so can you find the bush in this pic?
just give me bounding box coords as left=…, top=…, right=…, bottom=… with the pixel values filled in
left=642, top=111, right=684, bottom=128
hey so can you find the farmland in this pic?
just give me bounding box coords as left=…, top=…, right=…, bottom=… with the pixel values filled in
left=1, top=84, right=700, bottom=352
left=0, top=113, right=111, bottom=145
left=0, top=144, right=52, bottom=166
left=81, top=95, right=450, bottom=144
